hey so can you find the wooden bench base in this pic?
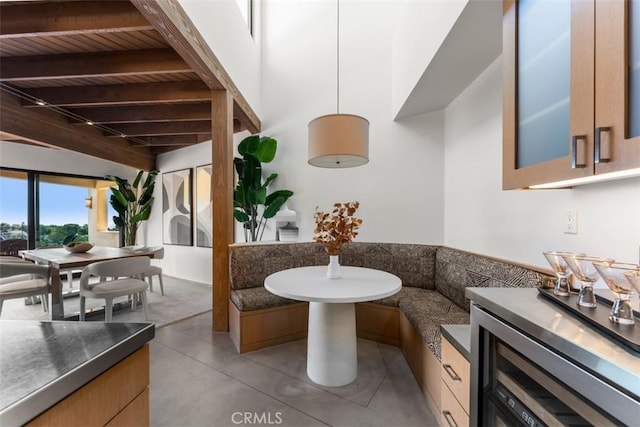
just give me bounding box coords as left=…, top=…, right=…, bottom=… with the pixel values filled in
left=229, top=301, right=309, bottom=353
left=400, top=311, right=441, bottom=415
left=355, top=302, right=400, bottom=346
left=229, top=301, right=402, bottom=353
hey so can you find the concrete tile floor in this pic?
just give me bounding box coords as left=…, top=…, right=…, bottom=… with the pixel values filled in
left=150, top=312, right=438, bottom=427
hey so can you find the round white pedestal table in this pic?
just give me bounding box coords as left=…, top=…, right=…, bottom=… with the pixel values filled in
left=264, top=266, right=401, bottom=387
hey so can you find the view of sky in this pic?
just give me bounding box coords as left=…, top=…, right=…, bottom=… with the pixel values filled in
left=0, top=177, right=90, bottom=225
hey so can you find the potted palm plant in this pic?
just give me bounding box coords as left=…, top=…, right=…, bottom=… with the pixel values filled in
left=233, top=135, right=293, bottom=242
left=105, top=170, right=158, bottom=246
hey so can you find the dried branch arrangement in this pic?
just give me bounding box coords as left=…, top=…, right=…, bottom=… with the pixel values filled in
left=313, top=201, right=363, bottom=255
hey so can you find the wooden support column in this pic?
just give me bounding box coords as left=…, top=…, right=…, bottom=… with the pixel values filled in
left=211, top=90, right=234, bottom=331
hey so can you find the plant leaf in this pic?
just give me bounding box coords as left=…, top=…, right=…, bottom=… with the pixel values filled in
left=254, top=137, right=277, bottom=163
left=62, top=233, right=77, bottom=245
left=234, top=209, right=250, bottom=223
left=142, top=170, right=158, bottom=188
left=132, top=170, right=144, bottom=189
left=262, top=173, right=278, bottom=189
left=247, top=187, right=267, bottom=205
left=265, top=189, right=293, bottom=205
left=238, top=135, right=260, bottom=156
left=263, top=197, right=286, bottom=218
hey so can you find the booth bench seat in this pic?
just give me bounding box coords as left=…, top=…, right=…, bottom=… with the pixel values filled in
left=228, top=241, right=553, bottom=413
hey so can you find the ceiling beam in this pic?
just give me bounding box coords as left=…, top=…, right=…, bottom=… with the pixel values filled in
left=67, top=103, right=211, bottom=124
left=104, top=120, right=212, bottom=137
left=0, top=90, right=155, bottom=170
left=21, top=81, right=213, bottom=107
left=133, top=134, right=212, bottom=146
left=131, top=0, right=261, bottom=134
left=1, top=48, right=191, bottom=82
left=0, top=1, right=154, bottom=38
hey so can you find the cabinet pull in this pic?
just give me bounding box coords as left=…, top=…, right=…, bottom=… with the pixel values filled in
left=571, top=135, right=587, bottom=168
left=443, top=364, right=461, bottom=381
left=442, top=410, right=458, bottom=427
left=595, top=127, right=611, bottom=163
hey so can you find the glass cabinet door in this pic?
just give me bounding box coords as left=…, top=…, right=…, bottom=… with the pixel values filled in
left=502, top=0, right=594, bottom=189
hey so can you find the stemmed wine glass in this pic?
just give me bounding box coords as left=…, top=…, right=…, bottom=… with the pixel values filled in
left=561, top=255, right=614, bottom=308
left=624, top=268, right=640, bottom=314
left=543, top=251, right=584, bottom=296
left=592, top=262, right=639, bottom=325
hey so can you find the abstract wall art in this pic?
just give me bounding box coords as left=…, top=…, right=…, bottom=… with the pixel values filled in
left=195, top=164, right=213, bottom=247
left=162, top=168, right=193, bottom=246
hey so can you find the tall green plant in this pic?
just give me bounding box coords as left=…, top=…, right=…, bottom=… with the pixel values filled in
left=105, top=170, right=158, bottom=246
left=234, top=135, right=293, bottom=242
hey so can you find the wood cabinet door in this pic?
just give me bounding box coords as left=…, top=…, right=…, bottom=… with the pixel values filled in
left=595, top=0, right=640, bottom=174
left=503, top=0, right=595, bottom=189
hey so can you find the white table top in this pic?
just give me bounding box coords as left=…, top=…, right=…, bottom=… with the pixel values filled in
left=264, top=266, right=401, bottom=303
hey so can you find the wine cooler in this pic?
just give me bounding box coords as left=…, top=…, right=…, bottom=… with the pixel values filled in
left=470, top=303, right=638, bottom=426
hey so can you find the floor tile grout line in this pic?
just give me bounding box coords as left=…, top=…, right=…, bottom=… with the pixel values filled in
left=151, top=340, right=332, bottom=427
left=362, top=343, right=391, bottom=408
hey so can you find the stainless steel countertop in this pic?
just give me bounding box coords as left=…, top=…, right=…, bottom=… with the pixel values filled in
left=466, top=287, right=640, bottom=400
left=0, top=320, right=154, bottom=426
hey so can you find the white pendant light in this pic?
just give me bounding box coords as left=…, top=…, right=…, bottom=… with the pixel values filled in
left=308, top=0, right=369, bottom=168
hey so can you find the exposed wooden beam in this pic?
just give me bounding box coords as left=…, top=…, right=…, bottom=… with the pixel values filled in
left=21, top=81, right=213, bottom=107
left=68, top=103, right=211, bottom=124
left=0, top=1, right=154, bottom=38
left=1, top=48, right=190, bottom=82
left=104, top=120, right=212, bottom=137
left=211, top=90, right=234, bottom=331
left=133, top=134, right=212, bottom=146
left=131, top=0, right=261, bottom=134
left=0, top=90, right=155, bottom=170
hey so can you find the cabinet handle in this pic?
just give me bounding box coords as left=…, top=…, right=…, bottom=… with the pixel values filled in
left=571, top=135, right=587, bottom=168
left=595, top=127, right=611, bottom=163
left=443, top=364, right=461, bottom=381
left=442, top=410, right=458, bottom=427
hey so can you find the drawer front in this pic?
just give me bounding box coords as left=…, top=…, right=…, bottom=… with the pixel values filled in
left=441, top=337, right=470, bottom=414
left=440, top=381, right=469, bottom=427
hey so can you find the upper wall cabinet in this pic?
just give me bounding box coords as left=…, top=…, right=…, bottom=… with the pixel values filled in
left=503, top=0, right=640, bottom=189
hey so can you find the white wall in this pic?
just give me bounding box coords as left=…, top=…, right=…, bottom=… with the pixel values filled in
left=153, top=141, right=213, bottom=283
left=0, top=141, right=135, bottom=179
left=391, top=0, right=468, bottom=118
left=443, top=57, right=640, bottom=271
left=179, top=0, right=262, bottom=116
left=259, top=0, right=445, bottom=245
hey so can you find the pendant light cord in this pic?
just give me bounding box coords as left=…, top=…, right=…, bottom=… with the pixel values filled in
left=337, top=0, right=340, bottom=114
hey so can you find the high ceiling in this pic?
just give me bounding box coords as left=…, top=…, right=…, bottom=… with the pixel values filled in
left=0, top=0, right=260, bottom=170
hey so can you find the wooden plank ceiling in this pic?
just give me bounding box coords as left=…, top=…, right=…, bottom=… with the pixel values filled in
left=0, top=0, right=260, bottom=170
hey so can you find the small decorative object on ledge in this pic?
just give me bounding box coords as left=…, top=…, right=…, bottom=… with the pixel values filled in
left=313, top=201, right=363, bottom=279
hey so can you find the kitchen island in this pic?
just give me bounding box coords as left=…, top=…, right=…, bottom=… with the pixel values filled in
left=0, top=320, right=154, bottom=426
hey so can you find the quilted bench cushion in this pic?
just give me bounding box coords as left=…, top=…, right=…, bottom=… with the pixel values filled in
left=399, top=291, right=470, bottom=361
left=370, top=286, right=431, bottom=307
left=231, top=287, right=302, bottom=311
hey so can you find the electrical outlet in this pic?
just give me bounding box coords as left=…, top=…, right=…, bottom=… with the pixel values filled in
left=565, top=209, right=578, bottom=234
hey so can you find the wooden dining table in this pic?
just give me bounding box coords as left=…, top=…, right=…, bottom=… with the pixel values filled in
left=20, top=246, right=155, bottom=320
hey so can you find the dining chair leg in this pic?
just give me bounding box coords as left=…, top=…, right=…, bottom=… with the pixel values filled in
left=148, top=276, right=154, bottom=293
left=158, top=274, right=164, bottom=296
left=41, top=294, right=48, bottom=312
left=79, top=296, right=86, bottom=321
left=130, top=293, right=137, bottom=311
left=0, top=299, right=4, bottom=317
left=105, top=298, right=113, bottom=322
left=140, top=290, right=148, bottom=320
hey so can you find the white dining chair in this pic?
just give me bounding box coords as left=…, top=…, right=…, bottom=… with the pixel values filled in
left=0, top=261, right=50, bottom=317
left=143, top=246, right=164, bottom=295
left=79, top=257, right=150, bottom=322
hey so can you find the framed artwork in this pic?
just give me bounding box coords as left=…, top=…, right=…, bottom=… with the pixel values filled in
left=195, top=164, right=213, bottom=248
left=162, top=168, right=193, bottom=246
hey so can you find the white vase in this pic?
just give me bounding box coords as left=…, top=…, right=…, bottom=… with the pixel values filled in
left=327, top=255, right=341, bottom=279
